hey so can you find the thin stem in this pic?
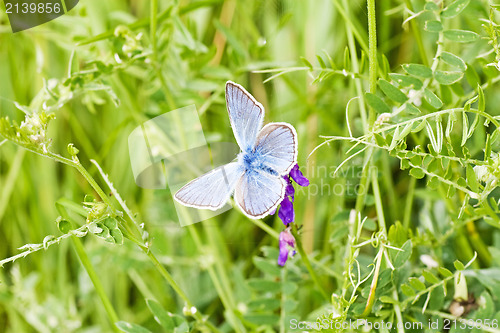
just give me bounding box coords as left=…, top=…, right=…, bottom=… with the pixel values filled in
left=404, top=0, right=429, bottom=67
left=71, top=236, right=120, bottom=332
left=0, top=225, right=88, bottom=267
left=371, top=171, right=387, bottom=234
left=342, top=0, right=368, bottom=130
left=367, top=0, right=378, bottom=95
left=144, top=248, right=220, bottom=332
left=361, top=247, right=384, bottom=316
left=403, top=177, right=417, bottom=229
left=186, top=224, right=244, bottom=333
left=150, top=0, right=158, bottom=55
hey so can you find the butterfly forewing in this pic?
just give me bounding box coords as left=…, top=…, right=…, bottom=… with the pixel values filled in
left=174, top=162, right=244, bottom=210
left=226, top=81, right=264, bottom=152
left=234, top=169, right=286, bottom=218
left=255, top=122, right=298, bottom=175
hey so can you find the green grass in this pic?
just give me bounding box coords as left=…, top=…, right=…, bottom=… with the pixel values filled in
left=2, top=0, right=500, bottom=332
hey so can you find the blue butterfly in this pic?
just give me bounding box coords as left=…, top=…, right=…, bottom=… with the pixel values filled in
left=174, top=81, right=298, bottom=219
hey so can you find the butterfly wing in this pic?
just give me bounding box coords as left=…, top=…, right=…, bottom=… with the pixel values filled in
left=226, top=81, right=264, bottom=152
left=174, top=162, right=244, bottom=210
left=234, top=169, right=287, bottom=219
left=255, top=122, right=298, bottom=175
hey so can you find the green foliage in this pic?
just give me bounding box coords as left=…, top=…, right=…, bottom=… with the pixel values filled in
left=2, top=0, right=500, bottom=333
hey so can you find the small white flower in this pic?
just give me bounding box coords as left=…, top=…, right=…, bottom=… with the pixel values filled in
left=420, top=254, right=439, bottom=268
left=114, top=53, right=123, bottom=64
left=408, top=89, right=422, bottom=106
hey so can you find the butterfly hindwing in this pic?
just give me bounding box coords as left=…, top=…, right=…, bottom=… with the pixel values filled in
left=255, top=122, right=298, bottom=175
left=234, top=169, right=286, bottom=218
left=226, top=81, right=264, bottom=152
left=174, top=162, right=244, bottom=210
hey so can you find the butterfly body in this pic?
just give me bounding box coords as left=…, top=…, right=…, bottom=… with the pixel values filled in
left=174, top=81, right=298, bottom=219
left=238, top=148, right=278, bottom=177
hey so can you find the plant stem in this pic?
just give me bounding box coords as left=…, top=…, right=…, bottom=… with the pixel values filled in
left=342, top=0, right=368, bottom=130
left=371, top=171, right=387, bottom=234
left=404, top=0, right=429, bottom=66
left=186, top=224, right=244, bottom=333
left=71, top=236, right=120, bottom=332
left=403, top=177, right=417, bottom=229
left=143, top=247, right=220, bottom=332
left=367, top=0, right=378, bottom=95
left=150, top=0, right=158, bottom=55
left=361, top=247, right=384, bottom=316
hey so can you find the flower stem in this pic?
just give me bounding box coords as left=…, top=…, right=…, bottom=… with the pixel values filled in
left=71, top=236, right=120, bottom=332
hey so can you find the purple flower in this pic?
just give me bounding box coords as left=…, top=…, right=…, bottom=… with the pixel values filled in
left=290, top=164, right=310, bottom=187
left=278, top=228, right=296, bottom=266
left=278, top=196, right=294, bottom=225
left=284, top=176, right=295, bottom=201
left=275, top=164, right=309, bottom=226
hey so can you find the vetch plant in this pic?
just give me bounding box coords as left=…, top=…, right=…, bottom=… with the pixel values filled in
left=3, top=0, right=500, bottom=332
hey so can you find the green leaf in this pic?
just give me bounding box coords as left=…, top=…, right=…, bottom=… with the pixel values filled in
left=485, top=133, right=492, bottom=160
left=434, top=71, right=463, bottom=85
left=103, top=216, right=117, bottom=229
left=248, top=279, right=281, bottom=292
left=388, top=221, right=408, bottom=247
left=405, top=103, right=421, bottom=115
left=441, top=0, right=470, bottom=18
left=379, top=296, right=398, bottom=304
left=466, top=164, right=479, bottom=192
left=300, top=57, right=313, bottom=70
left=440, top=84, right=453, bottom=105
left=423, top=270, right=440, bottom=284
left=402, top=63, right=433, bottom=78
left=443, top=29, right=479, bottom=43
left=380, top=54, right=391, bottom=79
left=316, top=55, right=326, bottom=69
left=454, top=260, right=465, bottom=271
left=424, top=1, right=440, bottom=11
left=146, top=299, right=175, bottom=330
left=284, top=299, right=298, bottom=312
left=438, top=267, right=453, bottom=277
left=115, top=321, right=152, bottom=333
left=253, top=257, right=280, bottom=276
left=110, top=228, right=124, bottom=245
left=465, top=65, right=481, bottom=88
left=282, top=281, right=298, bottom=295
left=248, top=298, right=281, bottom=311
left=409, top=277, right=426, bottom=291
left=378, top=79, right=408, bottom=104
left=424, top=20, right=443, bottom=32
left=439, top=52, right=467, bottom=71
left=365, top=93, right=391, bottom=114
left=344, top=46, right=351, bottom=71
left=244, top=314, right=280, bottom=325
left=412, top=119, right=427, bottom=133
left=409, top=168, right=425, bottom=179
left=389, top=73, right=423, bottom=89
left=394, top=240, right=412, bottom=268
left=424, top=89, right=443, bottom=109
left=478, top=84, right=485, bottom=112
left=402, top=284, right=416, bottom=296
left=57, top=218, right=72, bottom=234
